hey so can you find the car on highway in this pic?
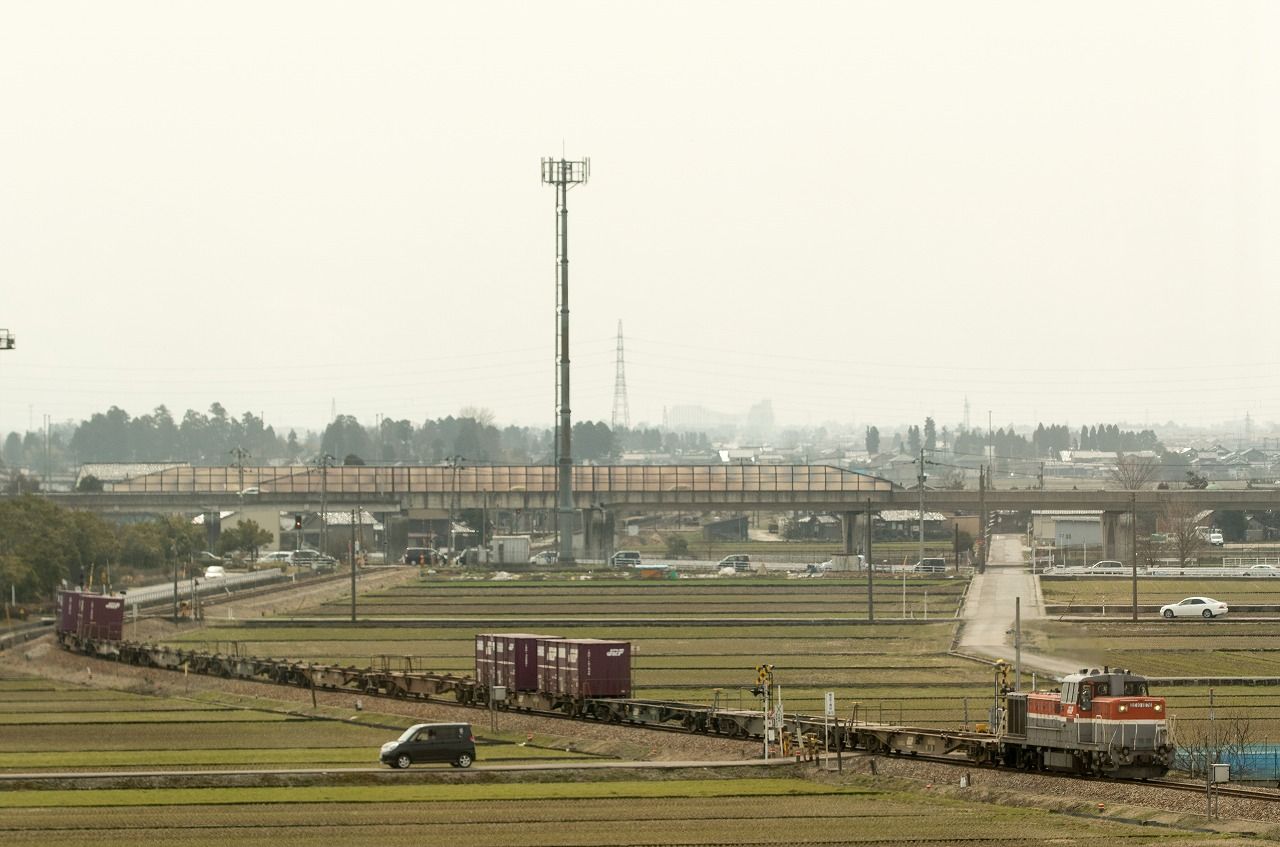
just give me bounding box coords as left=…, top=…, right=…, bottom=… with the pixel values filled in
left=1247, top=564, right=1280, bottom=577
left=258, top=551, right=293, bottom=564
left=1208, top=530, right=1224, bottom=546
left=609, top=550, right=642, bottom=567
left=195, top=551, right=224, bottom=566
left=1159, top=596, right=1229, bottom=619
left=529, top=550, right=559, bottom=565
left=1088, top=561, right=1127, bottom=575
left=202, top=565, right=226, bottom=579
left=379, top=722, right=475, bottom=769
left=718, top=554, right=752, bottom=572
left=912, top=558, right=947, bottom=574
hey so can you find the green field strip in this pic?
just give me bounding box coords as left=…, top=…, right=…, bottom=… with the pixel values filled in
left=0, top=723, right=393, bottom=752
left=0, top=777, right=862, bottom=808
left=0, top=710, right=297, bottom=725
left=184, top=624, right=956, bottom=642
left=0, top=689, right=154, bottom=703
left=0, top=743, right=601, bottom=769
left=0, top=700, right=234, bottom=714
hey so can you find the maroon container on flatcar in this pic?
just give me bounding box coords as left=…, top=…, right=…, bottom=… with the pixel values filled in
left=537, top=637, right=563, bottom=695
left=557, top=639, right=632, bottom=698
left=57, top=591, right=125, bottom=641
left=56, top=590, right=79, bottom=635
left=76, top=593, right=124, bottom=641
left=475, top=633, right=560, bottom=691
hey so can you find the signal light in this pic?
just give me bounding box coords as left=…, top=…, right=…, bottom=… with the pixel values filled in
left=294, top=514, right=303, bottom=529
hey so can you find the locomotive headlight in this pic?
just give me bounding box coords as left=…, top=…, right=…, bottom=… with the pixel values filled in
left=1117, top=704, right=1128, bottom=712
left=1154, top=703, right=1163, bottom=712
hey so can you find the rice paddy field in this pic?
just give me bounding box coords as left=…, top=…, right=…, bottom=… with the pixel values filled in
left=2, top=769, right=1237, bottom=847
left=7, top=567, right=1280, bottom=843
left=167, top=573, right=996, bottom=725
left=1041, top=577, right=1280, bottom=610
left=0, top=671, right=607, bottom=773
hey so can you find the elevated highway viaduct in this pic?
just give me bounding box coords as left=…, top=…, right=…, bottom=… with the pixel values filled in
left=48, top=464, right=1280, bottom=561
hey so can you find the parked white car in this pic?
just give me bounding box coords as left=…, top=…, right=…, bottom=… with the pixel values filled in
left=1159, top=596, right=1228, bottom=619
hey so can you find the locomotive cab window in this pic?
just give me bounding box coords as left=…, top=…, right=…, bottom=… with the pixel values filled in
left=1079, top=686, right=1092, bottom=710
left=1094, top=681, right=1109, bottom=696
left=1124, top=680, right=1148, bottom=696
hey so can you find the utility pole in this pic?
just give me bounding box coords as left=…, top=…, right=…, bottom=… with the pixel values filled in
left=230, top=447, right=249, bottom=493
left=1014, top=597, right=1021, bottom=691
left=917, top=448, right=926, bottom=565
left=978, top=466, right=988, bottom=572
left=447, top=455, right=464, bottom=557
left=1131, top=491, right=1139, bottom=622
left=315, top=454, right=334, bottom=554
left=542, top=156, right=589, bottom=564
left=350, top=507, right=358, bottom=622
left=866, top=498, right=875, bottom=623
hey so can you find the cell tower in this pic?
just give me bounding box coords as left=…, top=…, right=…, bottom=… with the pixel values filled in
left=611, top=320, right=630, bottom=431
left=542, top=155, right=589, bottom=564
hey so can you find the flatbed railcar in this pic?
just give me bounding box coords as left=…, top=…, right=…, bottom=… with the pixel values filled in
left=53, top=590, right=1174, bottom=778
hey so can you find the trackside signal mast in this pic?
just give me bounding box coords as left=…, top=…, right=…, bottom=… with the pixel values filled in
left=541, top=157, right=589, bottom=564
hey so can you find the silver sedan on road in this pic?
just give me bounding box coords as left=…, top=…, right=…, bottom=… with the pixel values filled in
left=1159, top=597, right=1228, bottom=619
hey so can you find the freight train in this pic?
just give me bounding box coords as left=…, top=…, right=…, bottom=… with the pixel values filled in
left=53, top=590, right=1174, bottom=778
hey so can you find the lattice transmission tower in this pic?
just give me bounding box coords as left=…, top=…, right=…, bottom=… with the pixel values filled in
left=611, top=320, right=630, bottom=431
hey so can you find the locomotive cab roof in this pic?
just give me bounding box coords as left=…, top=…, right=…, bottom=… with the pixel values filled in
left=1058, top=667, right=1150, bottom=699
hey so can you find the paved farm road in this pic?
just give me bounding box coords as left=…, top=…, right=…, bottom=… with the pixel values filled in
left=959, top=533, right=1082, bottom=680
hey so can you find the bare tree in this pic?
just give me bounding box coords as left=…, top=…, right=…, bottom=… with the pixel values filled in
left=1161, top=496, right=1206, bottom=568
left=941, top=468, right=967, bottom=490
left=1110, top=452, right=1159, bottom=490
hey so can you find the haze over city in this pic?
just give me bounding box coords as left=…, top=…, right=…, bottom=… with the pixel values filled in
left=2, top=2, right=1278, bottom=437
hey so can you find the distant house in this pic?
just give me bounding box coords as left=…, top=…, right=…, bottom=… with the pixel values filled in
left=1031, top=510, right=1103, bottom=547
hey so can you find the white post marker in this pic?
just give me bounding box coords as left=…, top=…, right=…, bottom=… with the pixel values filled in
left=824, top=691, right=835, bottom=765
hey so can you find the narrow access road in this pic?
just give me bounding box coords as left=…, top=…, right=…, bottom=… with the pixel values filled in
left=959, top=533, right=1082, bottom=680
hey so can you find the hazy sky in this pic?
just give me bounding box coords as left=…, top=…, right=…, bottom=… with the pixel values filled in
left=2, top=1, right=1277, bottom=437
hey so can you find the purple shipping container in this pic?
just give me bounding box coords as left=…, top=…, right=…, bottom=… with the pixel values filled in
left=557, top=639, right=632, bottom=699
left=56, top=590, right=78, bottom=635
left=537, top=637, right=562, bottom=695
left=76, top=594, right=124, bottom=641
left=57, top=591, right=124, bottom=641
left=476, top=633, right=560, bottom=692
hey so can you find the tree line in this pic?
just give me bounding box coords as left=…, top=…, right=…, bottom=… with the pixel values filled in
left=1, top=403, right=714, bottom=477
left=0, top=496, right=275, bottom=605
left=865, top=420, right=1162, bottom=459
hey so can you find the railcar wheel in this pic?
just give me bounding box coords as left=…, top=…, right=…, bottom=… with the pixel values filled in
left=394, top=754, right=411, bottom=769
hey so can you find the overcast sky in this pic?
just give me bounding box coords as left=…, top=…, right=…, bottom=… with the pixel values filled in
left=2, top=1, right=1277, bottom=438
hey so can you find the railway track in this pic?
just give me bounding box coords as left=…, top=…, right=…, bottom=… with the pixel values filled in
left=872, top=747, right=1280, bottom=803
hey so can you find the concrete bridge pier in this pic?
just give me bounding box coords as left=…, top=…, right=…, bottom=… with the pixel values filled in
left=1101, top=510, right=1133, bottom=564
left=841, top=511, right=869, bottom=555
left=582, top=508, right=615, bottom=560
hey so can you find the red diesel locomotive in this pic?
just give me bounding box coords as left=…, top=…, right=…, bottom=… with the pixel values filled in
left=1002, top=666, right=1173, bottom=778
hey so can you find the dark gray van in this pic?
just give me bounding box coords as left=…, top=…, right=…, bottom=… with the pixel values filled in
left=380, top=722, right=475, bottom=769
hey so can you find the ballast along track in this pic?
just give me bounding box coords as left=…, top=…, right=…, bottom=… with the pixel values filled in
left=55, top=588, right=1175, bottom=779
